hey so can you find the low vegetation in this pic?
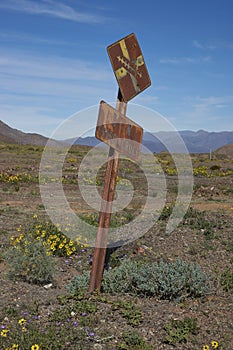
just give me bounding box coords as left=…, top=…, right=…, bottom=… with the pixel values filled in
left=0, top=143, right=232, bottom=349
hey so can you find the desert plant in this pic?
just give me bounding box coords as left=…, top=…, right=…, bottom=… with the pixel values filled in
left=0, top=310, right=92, bottom=350
left=220, top=268, right=233, bottom=291
left=67, top=270, right=90, bottom=295
left=210, top=164, right=221, bottom=171
left=5, top=234, right=55, bottom=285
left=67, top=258, right=210, bottom=300
left=164, top=317, right=199, bottom=344
left=110, top=300, right=142, bottom=326
left=118, top=330, right=153, bottom=349
left=183, top=207, right=220, bottom=239
left=11, top=217, right=81, bottom=258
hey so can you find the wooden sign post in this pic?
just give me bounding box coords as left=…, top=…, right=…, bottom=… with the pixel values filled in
left=88, top=33, right=151, bottom=292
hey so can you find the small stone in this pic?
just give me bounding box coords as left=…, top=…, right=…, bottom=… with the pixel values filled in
left=43, top=283, right=53, bottom=289
left=94, top=345, right=103, bottom=350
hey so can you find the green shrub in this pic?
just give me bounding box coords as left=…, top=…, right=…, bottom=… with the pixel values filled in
left=118, top=330, right=153, bottom=349
left=67, top=270, right=90, bottom=294
left=164, top=317, right=199, bottom=344
left=183, top=207, right=219, bottom=239
left=80, top=209, right=135, bottom=228
left=5, top=235, right=55, bottom=285
left=220, top=268, right=233, bottom=291
left=67, top=259, right=210, bottom=300
left=210, top=164, right=221, bottom=171
left=110, top=300, right=142, bottom=326
left=159, top=205, right=173, bottom=220
left=102, top=259, right=139, bottom=294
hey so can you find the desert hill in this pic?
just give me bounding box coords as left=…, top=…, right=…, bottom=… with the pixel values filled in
left=214, top=143, right=233, bottom=158
left=0, top=120, right=53, bottom=146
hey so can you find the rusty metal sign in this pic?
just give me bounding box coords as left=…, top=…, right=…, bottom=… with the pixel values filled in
left=88, top=34, right=151, bottom=293
left=107, top=33, right=151, bottom=102
left=96, top=100, right=143, bottom=161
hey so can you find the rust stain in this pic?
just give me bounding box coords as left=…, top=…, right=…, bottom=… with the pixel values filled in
left=96, top=101, right=143, bottom=161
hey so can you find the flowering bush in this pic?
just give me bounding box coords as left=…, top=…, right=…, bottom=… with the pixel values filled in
left=5, top=216, right=89, bottom=284
left=6, top=232, right=55, bottom=285
left=11, top=216, right=81, bottom=258
left=0, top=171, right=38, bottom=184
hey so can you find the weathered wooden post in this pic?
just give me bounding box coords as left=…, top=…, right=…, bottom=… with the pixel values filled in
left=88, top=33, right=151, bottom=292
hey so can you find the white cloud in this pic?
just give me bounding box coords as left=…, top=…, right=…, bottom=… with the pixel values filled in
left=0, top=31, right=79, bottom=47
left=159, top=56, right=211, bottom=64
left=174, top=95, right=233, bottom=131
left=0, top=49, right=116, bottom=136
left=0, top=0, right=106, bottom=23
left=0, top=52, right=111, bottom=82
left=193, top=39, right=233, bottom=50
left=190, top=95, right=233, bottom=109
left=133, top=94, right=160, bottom=106
left=0, top=51, right=115, bottom=123
left=192, top=40, right=204, bottom=49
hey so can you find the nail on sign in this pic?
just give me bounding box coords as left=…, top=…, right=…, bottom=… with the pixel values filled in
left=107, top=33, right=151, bottom=102
left=96, top=101, right=143, bottom=161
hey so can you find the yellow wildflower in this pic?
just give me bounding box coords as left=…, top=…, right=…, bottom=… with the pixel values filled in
left=31, top=344, right=40, bottom=350
left=211, top=341, right=219, bottom=349
left=0, top=329, right=9, bottom=337
left=203, top=346, right=209, bottom=350
left=18, top=318, right=27, bottom=326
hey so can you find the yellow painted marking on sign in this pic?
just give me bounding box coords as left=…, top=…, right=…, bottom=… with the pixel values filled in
left=115, top=66, right=127, bottom=79
left=130, top=74, right=140, bottom=93
left=119, top=39, right=130, bottom=60
left=134, top=55, right=144, bottom=68
left=117, top=56, right=142, bottom=78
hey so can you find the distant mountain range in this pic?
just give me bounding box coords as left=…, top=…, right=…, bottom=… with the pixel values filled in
left=144, top=130, right=233, bottom=153
left=1, top=119, right=233, bottom=155
left=68, top=129, right=233, bottom=154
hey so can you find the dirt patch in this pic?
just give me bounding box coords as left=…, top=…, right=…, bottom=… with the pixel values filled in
left=192, top=201, right=233, bottom=214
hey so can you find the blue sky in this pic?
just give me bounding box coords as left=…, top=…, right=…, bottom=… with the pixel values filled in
left=0, top=0, right=233, bottom=137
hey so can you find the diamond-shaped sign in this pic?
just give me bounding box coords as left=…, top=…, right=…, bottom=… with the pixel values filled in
left=107, top=33, right=151, bottom=102
left=96, top=101, right=143, bottom=161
